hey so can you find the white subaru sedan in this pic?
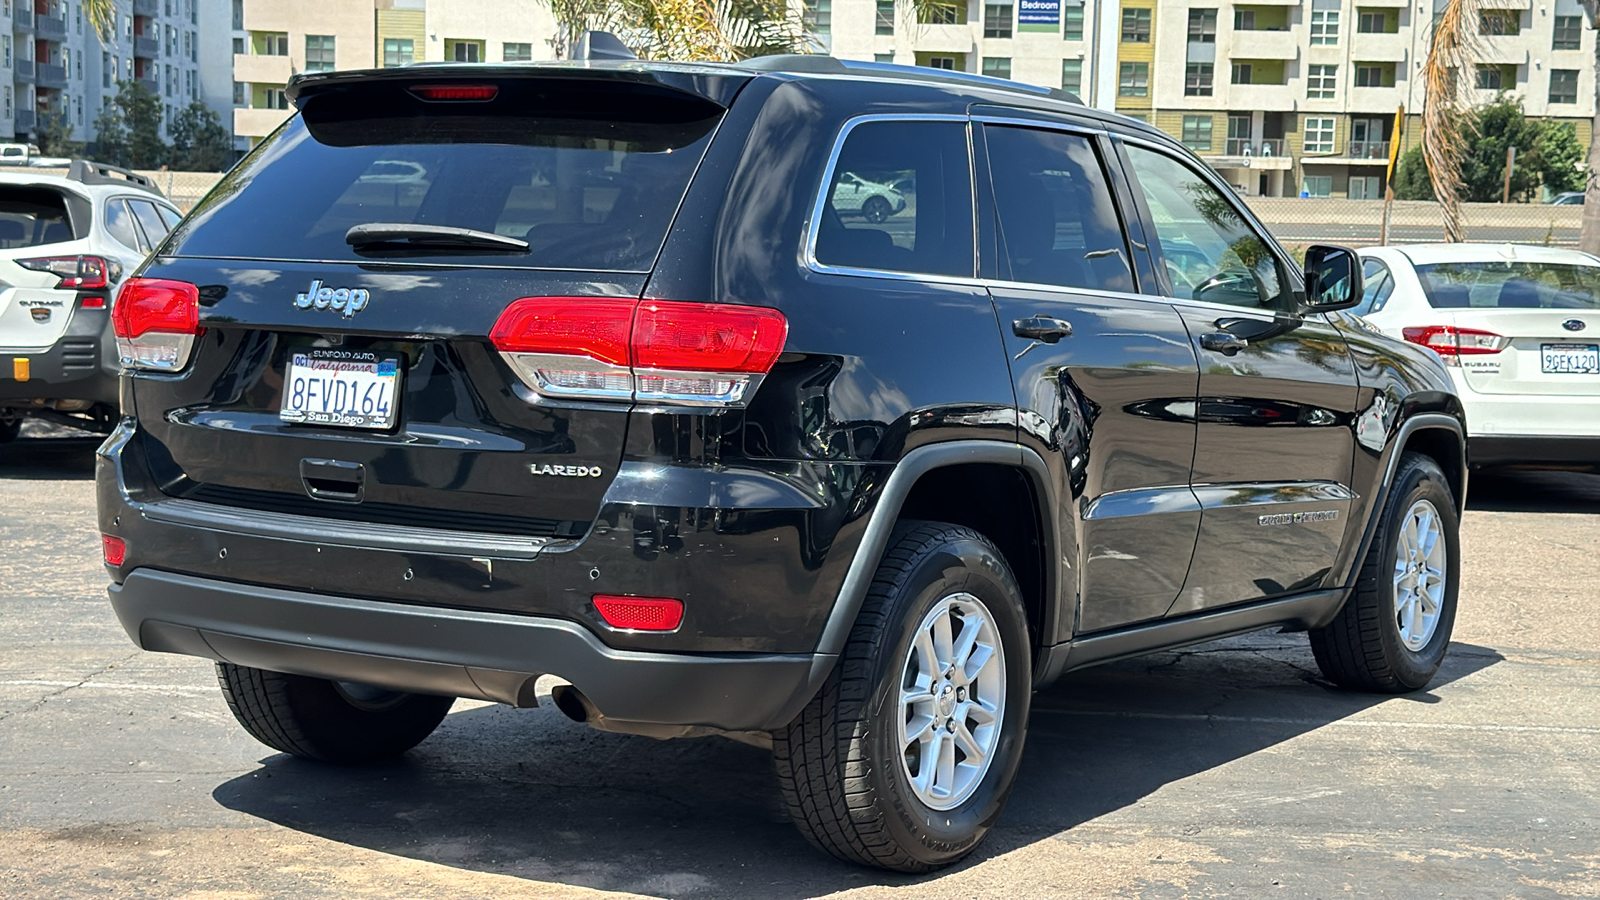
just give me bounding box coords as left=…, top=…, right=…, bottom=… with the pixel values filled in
left=1355, top=243, right=1600, bottom=469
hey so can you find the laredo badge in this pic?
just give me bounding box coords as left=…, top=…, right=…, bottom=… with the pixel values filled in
left=530, top=464, right=604, bottom=478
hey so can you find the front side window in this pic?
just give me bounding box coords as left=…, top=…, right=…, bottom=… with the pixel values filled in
left=983, top=125, right=1132, bottom=292
left=814, top=120, right=973, bottom=278
left=1121, top=8, right=1151, bottom=42
left=1549, top=69, right=1578, bottom=104
left=1126, top=145, right=1285, bottom=309
left=1188, top=8, right=1216, bottom=41
left=1354, top=257, right=1395, bottom=314
left=1310, top=9, right=1339, bottom=44
left=1185, top=63, right=1213, bottom=96
left=1552, top=15, right=1581, bottom=50
left=1307, top=64, right=1337, bottom=99
left=1303, top=116, right=1336, bottom=153
left=1182, top=115, right=1213, bottom=151
left=305, top=35, right=335, bottom=72
left=983, top=3, right=1012, bottom=38
left=1119, top=61, right=1149, bottom=96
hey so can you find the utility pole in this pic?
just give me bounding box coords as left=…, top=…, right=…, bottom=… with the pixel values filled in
left=1502, top=145, right=1516, bottom=203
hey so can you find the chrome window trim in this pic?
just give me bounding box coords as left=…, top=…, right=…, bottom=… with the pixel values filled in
left=802, top=112, right=980, bottom=284
left=982, top=276, right=1173, bottom=309
left=971, top=112, right=1108, bottom=138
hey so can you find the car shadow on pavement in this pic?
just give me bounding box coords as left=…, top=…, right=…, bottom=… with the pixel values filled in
left=1467, top=468, right=1600, bottom=514
left=211, top=634, right=1502, bottom=899
left=0, top=435, right=100, bottom=481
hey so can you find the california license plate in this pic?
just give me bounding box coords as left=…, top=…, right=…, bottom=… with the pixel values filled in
left=1540, top=343, right=1600, bottom=375
left=279, top=348, right=401, bottom=430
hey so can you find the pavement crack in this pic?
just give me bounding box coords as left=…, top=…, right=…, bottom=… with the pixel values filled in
left=0, top=651, right=143, bottom=725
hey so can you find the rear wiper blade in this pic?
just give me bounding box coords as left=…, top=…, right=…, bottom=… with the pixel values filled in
left=345, top=223, right=530, bottom=252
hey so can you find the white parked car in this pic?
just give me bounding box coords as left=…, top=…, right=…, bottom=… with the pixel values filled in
left=829, top=171, right=906, bottom=223
left=1354, top=243, right=1600, bottom=469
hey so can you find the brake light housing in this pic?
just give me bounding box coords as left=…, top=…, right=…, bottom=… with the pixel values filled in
left=592, top=595, right=684, bottom=632
left=17, top=254, right=114, bottom=290
left=409, top=84, right=499, bottom=102
left=112, top=278, right=201, bottom=371
left=102, top=534, right=126, bottom=567
left=490, top=297, right=788, bottom=407
left=1402, top=325, right=1509, bottom=366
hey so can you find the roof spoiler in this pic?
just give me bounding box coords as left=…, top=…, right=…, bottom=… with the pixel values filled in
left=68, top=160, right=165, bottom=197
left=571, top=31, right=636, bottom=61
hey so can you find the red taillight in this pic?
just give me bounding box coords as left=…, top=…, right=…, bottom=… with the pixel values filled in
left=102, top=535, right=126, bottom=567
left=489, top=298, right=788, bottom=407
left=593, top=595, right=684, bottom=631
left=1402, top=325, right=1509, bottom=360
left=81, top=295, right=107, bottom=309
left=112, top=278, right=201, bottom=371
left=409, top=84, right=498, bottom=102
left=17, top=254, right=109, bottom=289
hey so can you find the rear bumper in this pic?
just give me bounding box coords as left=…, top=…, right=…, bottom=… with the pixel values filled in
left=110, top=567, right=829, bottom=732
left=0, top=308, right=117, bottom=405
left=1469, top=435, right=1600, bottom=468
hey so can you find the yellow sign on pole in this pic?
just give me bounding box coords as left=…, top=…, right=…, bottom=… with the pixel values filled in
left=1386, top=104, right=1405, bottom=181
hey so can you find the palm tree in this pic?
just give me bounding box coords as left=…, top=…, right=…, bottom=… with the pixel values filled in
left=84, top=0, right=115, bottom=42
left=1579, top=0, right=1600, bottom=253
left=1418, top=0, right=1478, bottom=242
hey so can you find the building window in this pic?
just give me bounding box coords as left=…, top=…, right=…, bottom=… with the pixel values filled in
left=1062, top=4, right=1084, bottom=39
left=1118, top=61, right=1149, bottom=96
left=1358, top=10, right=1394, bottom=33
left=1552, top=15, right=1581, bottom=51
left=1349, top=176, right=1381, bottom=200
left=503, top=42, right=532, bottom=61
left=876, top=0, right=895, bottom=34
left=1185, top=63, right=1213, bottom=96
left=1302, top=175, right=1333, bottom=198
left=1231, top=62, right=1252, bottom=84
left=3, top=86, right=10, bottom=119
left=1479, top=10, right=1519, bottom=35
left=75, top=96, right=82, bottom=125
left=1355, top=64, right=1393, bottom=87
left=982, top=57, right=1011, bottom=78
left=63, top=48, right=72, bottom=79
left=1181, top=115, right=1213, bottom=151
left=261, top=33, right=288, bottom=56
left=1303, top=116, right=1335, bottom=153
left=383, top=38, right=414, bottom=67
left=926, top=55, right=956, bottom=69
left=920, top=2, right=960, bottom=24
left=1474, top=64, right=1502, bottom=90
left=1307, top=64, right=1337, bottom=99
left=1226, top=113, right=1251, bottom=153
left=232, top=0, right=242, bottom=30
left=1234, top=9, right=1255, bottom=29
left=1121, top=8, right=1151, bottom=42
left=1187, top=8, right=1216, bottom=42
left=232, top=37, right=244, bottom=55
left=1309, top=10, right=1339, bottom=45
left=803, top=0, right=832, bottom=34
left=103, top=51, right=111, bottom=87
left=983, top=3, right=1013, bottom=38
left=183, top=31, right=192, bottom=61
left=3, top=35, right=10, bottom=68
left=305, top=35, right=335, bottom=72
left=264, top=87, right=288, bottom=110
left=1549, top=69, right=1578, bottom=104
left=1061, top=58, right=1082, bottom=93
left=448, top=40, right=483, bottom=62
left=233, top=80, right=245, bottom=105
left=874, top=52, right=893, bottom=62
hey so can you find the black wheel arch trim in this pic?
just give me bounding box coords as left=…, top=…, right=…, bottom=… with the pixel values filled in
left=816, top=440, right=1056, bottom=659
left=1347, top=412, right=1467, bottom=589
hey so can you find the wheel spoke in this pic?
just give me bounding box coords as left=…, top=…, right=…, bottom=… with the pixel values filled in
left=935, top=725, right=957, bottom=793
left=930, top=603, right=954, bottom=672
left=962, top=641, right=998, bottom=686
left=953, top=720, right=986, bottom=765
left=950, top=615, right=981, bottom=674
left=911, top=731, right=941, bottom=795
left=964, top=698, right=998, bottom=727
left=912, top=629, right=940, bottom=683
left=903, top=711, right=938, bottom=745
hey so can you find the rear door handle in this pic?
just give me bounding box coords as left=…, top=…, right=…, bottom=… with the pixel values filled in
left=1199, top=332, right=1250, bottom=355
left=300, top=458, right=365, bottom=503
left=1012, top=316, right=1074, bottom=343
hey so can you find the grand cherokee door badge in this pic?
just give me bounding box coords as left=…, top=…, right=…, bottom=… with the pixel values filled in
left=1259, top=510, right=1340, bottom=526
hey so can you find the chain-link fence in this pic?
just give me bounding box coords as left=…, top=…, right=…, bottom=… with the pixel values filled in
left=28, top=167, right=225, bottom=211
left=1249, top=198, right=1585, bottom=249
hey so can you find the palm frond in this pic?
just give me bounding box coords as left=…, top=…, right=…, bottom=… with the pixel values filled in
left=1421, top=0, right=1479, bottom=242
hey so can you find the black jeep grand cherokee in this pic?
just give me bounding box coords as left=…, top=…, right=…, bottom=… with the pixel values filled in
left=98, top=53, right=1467, bottom=871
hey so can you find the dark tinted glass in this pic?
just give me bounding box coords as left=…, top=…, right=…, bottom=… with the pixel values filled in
left=0, top=186, right=78, bottom=248
left=983, top=125, right=1132, bottom=292
left=814, top=120, right=974, bottom=278
left=170, top=80, right=723, bottom=272
left=104, top=199, right=144, bottom=251
left=1355, top=257, right=1394, bottom=315
left=129, top=200, right=170, bottom=245
left=1416, top=261, right=1600, bottom=310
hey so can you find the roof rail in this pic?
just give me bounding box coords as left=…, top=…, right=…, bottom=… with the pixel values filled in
left=67, top=160, right=165, bottom=196
left=738, top=55, right=1082, bottom=105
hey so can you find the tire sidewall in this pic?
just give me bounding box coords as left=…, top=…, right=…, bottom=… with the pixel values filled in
left=1375, top=460, right=1461, bottom=687
left=860, top=535, right=1032, bottom=864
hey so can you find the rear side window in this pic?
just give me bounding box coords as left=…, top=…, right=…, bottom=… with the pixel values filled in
left=0, top=186, right=79, bottom=248
left=105, top=199, right=144, bottom=251
left=983, top=125, right=1132, bottom=292
left=813, top=120, right=973, bottom=278
left=1414, top=261, right=1600, bottom=310
left=171, top=79, right=723, bottom=272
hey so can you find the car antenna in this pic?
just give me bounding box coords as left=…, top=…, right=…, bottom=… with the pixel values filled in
left=570, top=31, right=636, bottom=61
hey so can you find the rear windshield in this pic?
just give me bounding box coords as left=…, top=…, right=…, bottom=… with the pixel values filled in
left=0, top=186, right=78, bottom=248
left=171, top=79, right=723, bottom=272
left=1416, top=261, right=1600, bottom=310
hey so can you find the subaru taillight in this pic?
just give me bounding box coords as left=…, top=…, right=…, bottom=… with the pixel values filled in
left=490, top=298, right=788, bottom=407
left=1402, top=325, right=1509, bottom=366
left=17, top=254, right=112, bottom=290
left=112, top=278, right=200, bottom=371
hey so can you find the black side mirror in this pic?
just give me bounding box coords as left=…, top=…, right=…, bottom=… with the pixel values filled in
left=1302, top=245, right=1363, bottom=312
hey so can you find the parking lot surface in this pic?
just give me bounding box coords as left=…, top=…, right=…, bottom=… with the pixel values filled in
left=2, top=428, right=1597, bottom=899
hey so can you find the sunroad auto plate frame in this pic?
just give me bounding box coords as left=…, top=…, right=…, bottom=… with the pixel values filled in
left=279, top=347, right=404, bottom=431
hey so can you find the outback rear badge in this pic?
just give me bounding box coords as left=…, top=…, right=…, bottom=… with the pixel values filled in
left=530, top=463, right=604, bottom=478
left=294, top=280, right=371, bottom=319
left=30, top=308, right=50, bottom=323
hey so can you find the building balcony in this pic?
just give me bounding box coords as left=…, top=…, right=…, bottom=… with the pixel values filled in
left=1212, top=139, right=1293, bottom=170
left=1228, top=31, right=1297, bottom=59
left=1225, top=83, right=1293, bottom=107
left=134, top=36, right=160, bottom=58
left=36, top=13, right=66, bottom=39
left=136, top=73, right=159, bottom=93
left=1476, top=44, right=1529, bottom=66
left=235, top=106, right=292, bottom=139
left=909, top=23, right=975, bottom=53
left=13, top=108, right=33, bottom=132
left=13, top=58, right=34, bottom=81
left=1352, top=33, right=1408, bottom=62
left=11, top=6, right=32, bottom=31
left=233, top=53, right=293, bottom=84
left=36, top=62, right=66, bottom=88
left=1346, top=139, right=1390, bottom=160
left=132, top=0, right=160, bottom=15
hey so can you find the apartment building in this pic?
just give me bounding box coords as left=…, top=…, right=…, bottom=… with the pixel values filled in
left=821, top=0, right=1597, bottom=198
left=3, top=0, right=231, bottom=150
left=231, top=0, right=561, bottom=148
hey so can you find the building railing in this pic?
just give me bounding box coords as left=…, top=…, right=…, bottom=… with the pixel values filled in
left=36, top=63, right=67, bottom=87
left=1223, top=138, right=1287, bottom=156
left=36, top=14, right=67, bottom=38
left=12, top=6, right=33, bottom=29
left=134, top=35, right=160, bottom=57
left=13, top=58, right=35, bottom=80
left=133, top=0, right=160, bottom=15
left=1347, top=139, right=1391, bottom=159
left=14, top=109, right=35, bottom=132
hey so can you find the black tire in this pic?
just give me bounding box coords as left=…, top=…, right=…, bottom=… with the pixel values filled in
left=773, top=521, right=1032, bottom=872
left=862, top=195, right=893, bottom=223
left=1310, top=452, right=1460, bottom=692
left=0, top=414, right=21, bottom=444
left=216, top=663, right=454, bottom=763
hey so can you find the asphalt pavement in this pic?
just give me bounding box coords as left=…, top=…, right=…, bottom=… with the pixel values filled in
left=2, top=428, right=1598, bottom=899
